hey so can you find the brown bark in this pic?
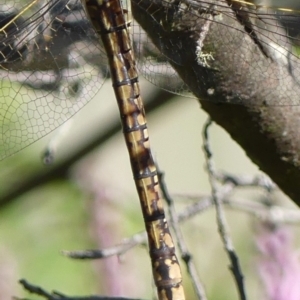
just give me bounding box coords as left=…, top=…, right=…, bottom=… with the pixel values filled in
left=132, top=0, right=300, bottom=204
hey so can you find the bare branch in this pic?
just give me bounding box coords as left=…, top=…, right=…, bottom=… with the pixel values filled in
left=131, top=0, right=300, bottom=205
left=65, top=173, right=300, bottom=261
left=157, top=166, right=208, bottom=300
left=19, top=279, right=145, bottom=300
left=63, top=232, right=147, bottom=259
left=203, top=119, right=246, bottom=300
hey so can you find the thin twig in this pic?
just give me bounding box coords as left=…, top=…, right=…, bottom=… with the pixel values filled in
left=63, top=232, right=147, bottom=259
left=215, top=172, right=277, bottom=191
left=65, top=187, right=300, bottom=260
left=157, top=166, right=208, bottom=300
left=177, top=195, right=213, bottom=221
left=202, top=118, right=247, bottom=300
left=19, top=279, right=145, bottom=300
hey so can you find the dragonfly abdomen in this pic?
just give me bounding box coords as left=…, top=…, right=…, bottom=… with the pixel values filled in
left=83, top=0, right=185, bottom=298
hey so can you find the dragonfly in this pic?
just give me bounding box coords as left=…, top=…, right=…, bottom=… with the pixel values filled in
left=0, top=0, right=186, bottom=299
left=1, top=0, right=300, bottom=299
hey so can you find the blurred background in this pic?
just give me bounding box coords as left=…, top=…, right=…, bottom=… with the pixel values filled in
left=1, top=0, right=300, bottom=299
left=1, top=79, right=299, bottom=300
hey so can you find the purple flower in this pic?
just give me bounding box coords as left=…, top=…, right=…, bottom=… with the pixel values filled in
left=256, top=223, right=300, bottom=300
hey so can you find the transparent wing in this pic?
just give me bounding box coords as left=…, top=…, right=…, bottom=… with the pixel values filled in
left=131, top=0, right=300, bottom=103
left=0, top=0, right=108, bottom=159
left=132, top=20, right=192, bottom=97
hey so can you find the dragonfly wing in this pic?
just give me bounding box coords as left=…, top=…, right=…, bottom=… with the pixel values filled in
left=132, top=21, right=193, bottom=97
left=0, top=0, right=108, bottom=160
